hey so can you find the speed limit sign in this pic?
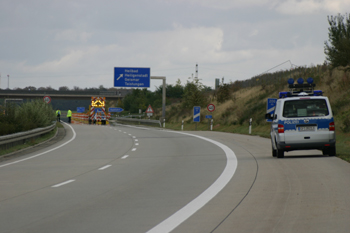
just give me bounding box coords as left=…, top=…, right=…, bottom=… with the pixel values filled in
left=43, top=96, right=51, bottom=104
left=207, top=104, right=215, bottom=112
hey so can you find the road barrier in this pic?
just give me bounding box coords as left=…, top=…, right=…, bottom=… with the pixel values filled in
left=0, top=122, right=56, bottom=151
left=72, top=113, right=89, bottom=124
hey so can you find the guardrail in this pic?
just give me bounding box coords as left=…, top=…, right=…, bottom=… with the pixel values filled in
left=113, top=117, right=162, bottom=127
left=0, top=122, right=56, bottom=151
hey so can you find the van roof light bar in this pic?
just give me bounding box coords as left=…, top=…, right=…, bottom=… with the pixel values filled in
left=279, top=78, right=322, bottom=98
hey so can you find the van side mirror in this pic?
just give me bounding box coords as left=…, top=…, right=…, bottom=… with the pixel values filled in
left=265, top=113, right=273, bottom=120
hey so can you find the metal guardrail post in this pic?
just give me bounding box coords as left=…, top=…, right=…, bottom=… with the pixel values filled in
left=0, top=122, right=56, bottom=150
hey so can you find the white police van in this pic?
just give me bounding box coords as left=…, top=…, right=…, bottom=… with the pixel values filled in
left=265, top=78, right=336, bottom=158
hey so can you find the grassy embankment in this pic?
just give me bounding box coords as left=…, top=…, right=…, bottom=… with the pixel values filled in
left=0, top=100, right=59, bottom=156
left=155, top=67, right=350, bottom=162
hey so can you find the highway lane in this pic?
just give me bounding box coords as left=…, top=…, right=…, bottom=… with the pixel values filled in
left=1, top=124, right=350, bottom=233
left=0, top=124, right=233, bottom=233
left=173, top=131, right=350, bottom=233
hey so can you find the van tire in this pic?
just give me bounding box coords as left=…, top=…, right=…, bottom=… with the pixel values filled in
left=272, top=145, right=277, bottom=157
left=276, top=147, right=284, bottom=158
left=324, top=146, right=336, bottom=157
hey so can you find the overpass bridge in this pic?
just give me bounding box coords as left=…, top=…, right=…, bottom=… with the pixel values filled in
left=0, top=89, right=131, bottom=101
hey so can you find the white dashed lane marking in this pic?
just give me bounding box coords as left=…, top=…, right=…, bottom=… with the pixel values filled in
left=98, top=165, right=112, bottom=170
left=52, top=180, right=75, bottom=188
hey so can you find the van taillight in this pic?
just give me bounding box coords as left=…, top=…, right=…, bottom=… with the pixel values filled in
left=278, top=124, right=284, bottom=133
left=329, top=122, right=335, bottom=131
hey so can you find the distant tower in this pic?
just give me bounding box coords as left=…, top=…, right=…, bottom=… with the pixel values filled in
left=215, top=78, right=220, bottom=90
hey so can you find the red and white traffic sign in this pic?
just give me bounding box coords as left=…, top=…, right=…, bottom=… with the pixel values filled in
left=43, top=96, right=51, bottom=104
left=207, top=104, right=215, bottom=112
left=145, top=105, right=154, bottom=113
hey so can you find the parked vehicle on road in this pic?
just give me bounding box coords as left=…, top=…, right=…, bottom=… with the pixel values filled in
left=265, top=78, right=336, bottom=158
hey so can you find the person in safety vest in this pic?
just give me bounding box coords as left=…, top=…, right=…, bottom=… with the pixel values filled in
left=56, top=109, right=61, bottom=122
left=67, top=109, right=72, bottom=124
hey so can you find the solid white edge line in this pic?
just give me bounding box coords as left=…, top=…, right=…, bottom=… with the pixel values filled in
left=0, top=122, right=77, bottom=168
left=146, top=131, right=238, bottom=233
left=98, top=165, right=112, bottom=170
left=52, top=179, right=75, bottom=188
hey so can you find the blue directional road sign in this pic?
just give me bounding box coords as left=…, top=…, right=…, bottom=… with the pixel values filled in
left=266, top=98, right=277, bottom=122
left=77, top=107, right=85, bottom=113
left=114, top=67, right=150, bottom=88
left=193, top=106, right=201, bottom=122
left=94, top=108, right=103, bottom=113
left=109, top=107, right=124, bottom=112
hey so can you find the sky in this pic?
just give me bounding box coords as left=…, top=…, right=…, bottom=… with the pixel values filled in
left=0, top=0, right=349, bottom=91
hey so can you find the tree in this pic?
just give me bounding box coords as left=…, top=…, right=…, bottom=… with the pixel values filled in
left=216, top=83, right=231, bottom=103
left=181, top=77, right=207, bottom=109
left=59, top=86, right=70, bottom=91
left=99, top=85, right=106, bottom=91
left=23, top=86, right=37, bottom=91
left=324, top=13, right=350, bottom=70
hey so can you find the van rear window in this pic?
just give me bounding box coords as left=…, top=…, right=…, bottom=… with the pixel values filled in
left=283, top=99, right=329, bottom=118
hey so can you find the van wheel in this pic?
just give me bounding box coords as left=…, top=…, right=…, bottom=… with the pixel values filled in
left=276, top=147, right=284, bottom=158
left=272, top=145, right=277, bottom=157
left=323, top=147, right=336, bottom=156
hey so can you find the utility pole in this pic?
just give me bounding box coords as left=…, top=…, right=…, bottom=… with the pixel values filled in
left=7, top=75, right=9, bottom=89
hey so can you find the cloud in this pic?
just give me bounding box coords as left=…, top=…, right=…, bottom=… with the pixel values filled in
left=54, top=30, right=92, bottom=42
left=173, top=0, right=350, bottom=14
left=162, top=0, right=274, bottom=9
left=274, top=0, right=350, bottom=15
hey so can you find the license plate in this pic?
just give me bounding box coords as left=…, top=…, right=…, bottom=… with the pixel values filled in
left=299, top=126, right=315, bottom=131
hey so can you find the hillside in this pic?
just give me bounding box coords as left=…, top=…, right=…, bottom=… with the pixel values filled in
left=156, top=65, right=350, bottom=161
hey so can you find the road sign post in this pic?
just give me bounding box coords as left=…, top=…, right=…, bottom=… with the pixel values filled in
left=77, top=107, right=85, bottom=113
left=108, top=107, right=124, bottom=113
left=43, top=96, right=51, bottom=104
left=145, top=104, right=154, bottom=119
left=193, top=106, right=200, bottom=130
left=207, top=104, right=215, bottom=112
left=266, top=98, right=277, bottom=122
left=114, top=67, right=150, bottom=88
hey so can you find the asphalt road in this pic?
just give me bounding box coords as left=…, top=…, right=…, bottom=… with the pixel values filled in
left=0, top=123, right=349, bottom=233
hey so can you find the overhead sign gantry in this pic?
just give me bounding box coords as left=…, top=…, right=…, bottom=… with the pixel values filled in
left=114, top=67, right=150, bottom=88
left=113, top=67, right=166, bottom=119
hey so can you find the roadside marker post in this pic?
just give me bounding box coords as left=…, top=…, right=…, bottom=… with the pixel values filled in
left=249, top=118, right=252, bottom=134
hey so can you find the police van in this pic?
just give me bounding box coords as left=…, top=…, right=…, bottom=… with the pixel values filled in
left=265, top=78, right=336, bottom=158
